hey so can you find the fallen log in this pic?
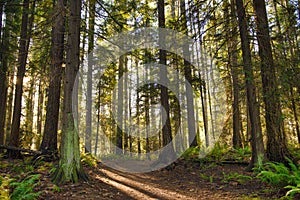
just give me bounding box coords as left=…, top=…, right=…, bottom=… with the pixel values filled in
left=0, top=145, right=41, bottom=155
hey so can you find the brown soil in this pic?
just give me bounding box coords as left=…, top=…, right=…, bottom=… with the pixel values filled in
left=0, top=158, right=290, bottom=199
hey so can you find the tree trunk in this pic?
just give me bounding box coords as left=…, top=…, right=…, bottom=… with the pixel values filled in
left=198, top=41, right=209, bottom=147
left=226, top=0, right=242, bottom=149
left=116, top=55, right=124, bottom=154
left=41, top=0, right=66, bottom=154
left=36, top=79, right=45, bottom=149
left=94, top=84, right=101, bottom=155
left=180, top=0, right=197, bottom=147
left=0, top=1, right=9, bottom=146
left=144, top=54, right=151, bottom=160
left=85, top=0, right=95, bottom=153
left=24, top=76, right=35, bottom=148
left=158, top=0, right=176, bottom=163
left=235, top=0, right=266, bottom=169
left=290, top=88, right=300, bottom=143
left=52, top=0, right=88, bottom=184
left=5, top=68, right=15, bottom=145
left=136, top=58, right=141, bottom=157
left=8, top=0, right=31, bottom=158
left=252, top=0, right=291, bottom=163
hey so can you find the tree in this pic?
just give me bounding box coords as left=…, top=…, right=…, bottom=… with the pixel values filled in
left=252, top=0, right=291, bottom=163
left=8, top=0, right=33, bottom=158
left=225, top=0, right=242, bottom=149
left=158, top=0, right=176, bottom=163
left=52, top=0, right=88, bottom=184
left=115, top=55, right=125, bottom=154
left=235, top=0, right=266, bottom=169
left=40, top=0, right=66, bottom=154
left=180, top=0, right=198, bottom=147
left=0, top=0, right=9, bottom=146
left=85, top=0, right=96, bottom=153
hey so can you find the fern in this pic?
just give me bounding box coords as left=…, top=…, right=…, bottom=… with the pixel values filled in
left=9, top=174, right=41, bottom=200
left=285, top=184, right=300, bottom=197
left=257, top=159, right=300, bottom=198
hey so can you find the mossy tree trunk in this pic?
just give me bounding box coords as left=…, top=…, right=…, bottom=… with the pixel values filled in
left=52, top=0, right=88, bottom=184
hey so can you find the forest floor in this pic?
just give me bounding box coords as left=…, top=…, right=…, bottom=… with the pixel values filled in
left=0, top=156, right=293, bottom=200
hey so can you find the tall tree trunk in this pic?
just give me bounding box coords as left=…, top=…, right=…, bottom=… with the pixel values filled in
left=24, top=76, right=35, bottom=148
left=5, top=67, right=15, bottom=145
left=52, top=0, right=88, bottom=184
left=235, top=0, right=266, bottom=169
left=8, top=0, right=31, bottom=158
left=94, top=84, right=101, bottom=155
left=252, top=0, right=291, bottom=163
left=198, top=40, right=209, bottom=147
left=226, top=0, right=242, bottom=149
left=136, top=58, right=141, bottom=157
left=290, top=88, right=300, bottom=143
left=36, top=79, right=45, bottom=149
left=40, top=0, right=66, bottom=154
left=123, top=58, right=129, bottom=153
left=85, top=0, right=95, bottom=153
left=0, top=1, right=9, bottom=146
left=158, top=0, right=176, bottom=163
left=116, top=55, right=124, bottom=154
left=144, top=55, right=151, bottom=160
left=180, top=0, right=197, bottom=147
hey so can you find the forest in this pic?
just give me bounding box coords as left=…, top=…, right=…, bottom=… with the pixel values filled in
left=0, top=0, right=300, bottom=199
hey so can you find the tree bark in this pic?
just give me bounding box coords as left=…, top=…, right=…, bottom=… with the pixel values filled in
left=116, top=55, right=124, bottom=154
left=158, top=0, right=176, bottom=163
left=0, top=0, right=9, bottom=146
left=235, top=0, right=266, bottom=169
left=52, top=0, right=88, bottom=184
left=252, top=0, right=291, bottom=163
left=41, top=0, right=66, bottom=154
left=226, top=0, right=242, bottom=149
left=85, top=0, right=95, bottom=153
left=180, top=0, right=198, bottom=147
left=8, top=0, right=31, bottom=158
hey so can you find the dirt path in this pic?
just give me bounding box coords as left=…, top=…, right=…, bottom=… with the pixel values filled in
left=33, top=160, right=275, bottom=200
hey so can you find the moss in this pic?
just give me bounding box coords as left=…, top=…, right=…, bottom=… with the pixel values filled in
left=52, top=113, right=88, bottom=184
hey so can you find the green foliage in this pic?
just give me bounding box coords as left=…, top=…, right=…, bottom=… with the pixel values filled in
left=10, top=162, right=34, bottom=174
left=182, top=146, right=201, bottom=159
left=9, top=174, right=41, bottom=200
left=256, top=159, right=300, bottom=198
left=81, top=153, right=98, bottom=167
left=207, top=143, right=229, bottom=161
left=0, top=175, right=11, bottom=200
left=223, top=147, right=252, bottom=162
left=285, top=184, right=300, bottom=198
left=234, top=147, right=252, bottom=157
left=101, top=153, right=144, bottom=161
left=48, top=164, right=57, bottom=175
left=50, top=185, right=61, bottom=193
left=199, top=173, right=214, bottom=183
left=222, top=172, right=252, bottom=184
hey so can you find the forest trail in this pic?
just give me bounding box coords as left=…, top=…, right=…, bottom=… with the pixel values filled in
left=22, top=159, right=273, bottom=200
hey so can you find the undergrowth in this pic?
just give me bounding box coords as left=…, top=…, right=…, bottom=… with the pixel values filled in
left=9, top=174, right=41, bottom=200
left=256, top=159, right=300, bottom=199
